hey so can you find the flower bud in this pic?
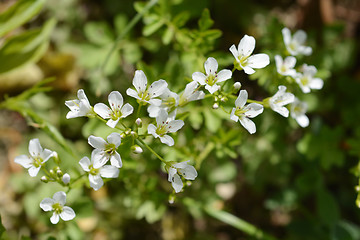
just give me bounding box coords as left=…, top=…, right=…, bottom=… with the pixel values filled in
left=120, top=133, right=126, bottom=138
left=168, top=194, right=175, bottom=204
left=212, top=103, right=219, bottom=109
left=62, top=173, right=71, bottom=185
left=131, top=145, right=143, bottom=154
left=41, top=176, right=49, bottom=183
left=56, top=169, right=63, bottom=177
left=135, top=118, right=142, bottom=127
left=232, top=82, right=242, bottom=93
left=220, top=97, right=227, bottom=102
left=130, top=131, right=137, bottom=137
left=53, top=152, right=60, bottom=164
left=49, top=169, right=55, bottom=176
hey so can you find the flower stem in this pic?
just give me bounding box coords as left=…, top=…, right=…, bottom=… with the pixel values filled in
left=66, top=173, right=86, bottom=193
left=136, top=138, right=167, bottom=164
left=247, top=99, right=263, bottom=105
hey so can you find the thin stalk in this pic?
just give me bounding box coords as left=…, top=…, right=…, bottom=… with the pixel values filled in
left=136, top=138, right=166, bottom=164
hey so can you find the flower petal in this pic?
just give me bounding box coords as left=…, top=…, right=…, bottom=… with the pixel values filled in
left=310, top=78, right=324, bottom=90
left=28, top=166, right=41, bottom=177
left=293, top=30, right=307, bottom=45
left=106, top=119, right=120, bottom=128
left=178, top=165, right=197, bottom=180
left=160, top=135, right=174, bottom=146
left=50, top=213, right=60, bottom=224
left=216, top=69, right=232, bottom=83
left=238, top=35, right=255, bottom=57
left=147, top=124, right=158, bottom=137
left=243, top=66, right=255, bottom=75
left=88, top=135, right=107, bottom=149
left=192, top=72, right=206, bottom=85
left=100, top=165, right=119, bottom=178
left=235, top=90, right=248, bottom=108
left=282, top=27, right=291, bottom=46
left=121, top=103, right=134, bottom=118
left=204, top=57, right=218, bottom=76
left=284, top=56, right=296, bottom=68
left=60, top=206, right=76, bottom=221
left=107, top=132, right=121, bottom=147
left=167, top=120, right=184, bottom=133
left=156, top=109, right=168, bottom=125
left=171, top=174, right=183, bottom=193
left=244, top=103, right=264, bottom=118
left=126, top=88, right=140, bottom=100
left=230, top=108, right=239, bottom=122
left=229, top=44, right=239, bottom=60
left=52, top=191, right=66, bottom=206
left=79, top=157, right=91, bottom=172
left=40, top=198, right=55, bottom=211
left=239, top=117, right=256, bottom=134
left=89, top=174, right=103, bottom=191
left=296, top=115, right=310, bottom=128
left=92, top=149, right=108, bottom=169
left=110, top=152, right=122, bottom=168
left=148, top=80, right=168, bottom=97
left=247, top=54, right=270, bottom=69
left=94, top=103, right=112, bottom=119
left=41, top=149, right=54, bottom=163
left=29, top=138, right=42, bottom=157
left=168, top=167, right=177, bottom=182
left=205, top=84, right=220, bottom=94
left=108, top=91, right=123, bottom=112
left=133, top=70, right=147, bottom=93
left=14, top=155, right=32, bottom=168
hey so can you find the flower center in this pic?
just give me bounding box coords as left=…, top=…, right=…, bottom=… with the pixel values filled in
left=205, top=74, right=217, bottom=86
left=105, top=143, right=116, bottom=155
left=235, top=107, right=248, bottom=118
left=32, top=156, right=44, bottom=168
left=89, top=164, right=99, bottom=176
left=52, top=202, right=63, bottom=214
left=280, top=65, right=288, bottom=73
left=156, top=122, right=169, bottom=136
left=289, top=42, right=297, bottom=51
left=138, top=90, right=151, bottom=102
left=239, top=56, right=249, bottom=67
left=300, top=77, right=309, bottom=86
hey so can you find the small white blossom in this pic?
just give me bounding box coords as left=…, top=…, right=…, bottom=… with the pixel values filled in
left=88, top=132, right=122, bottom=168
left=147, top=88, right=179, bottom=118
left=268, top=85, right=295, bottom=117
left=192, top=57, right=232, bottom=94
left=178, top=81, right=205, bottom=107
left=229, top=35, right=270, bottom=74
left=291, top=98, right=309, bottom=127
left=282, top=27, right=312, bottom=56
left=14, top=139, right=54, bottom=177
left=295, top=64, right=324, bottom=93
left=274, top=55, right=297, bottom=77
left=65, top=89, right=95, bottom=119
left=79, top=151, right=119, bottom=191
left=126, top=70, right=168, bottom=105
left=147, top=109, right=184, bottom=146
left=40, top=191, right=75, bottom=224
left=168, top=161, right=197, bottom=193
left=233, top=82, right=241, bottom=91
left=62, top=173, right=71, bottom=185
left=94, top=91, right=134, bottom=128
left=230, top=90, right=263, bottom=134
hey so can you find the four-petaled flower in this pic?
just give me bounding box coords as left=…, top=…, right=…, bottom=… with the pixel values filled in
left=295, top=64, right=324, bottom=93
left=65, top=89, right=95, bottom=119
left=167, top=161, right=197, bottom=193
left=14, top=139, right=54, bottom=177
left=126, top=70, right=168, bottom=106
left=229, top=35, right=270, bottom=74
left=148, top=109, right=184, bottom=146
left=282, top=27, right=312, bottom=56
left=88, top=132, right=122, bottom=168
left=40, top=191, right=76, bottom=224
left=178, top=81, right=205, bottom=107
left=268, top=85, right=295, bottom=117
left=230, top=90, right=264, bottom=134
left=274, top=55, right=297, bottom=77
left=192, top=57, right=232, bottom=94
left=291, top=98, right=310, bottom=128
left=94, top=91, right=134, bottom=128
left=79, top=151, right=119, bottom=191
left=147, top=88, right=179, bottom=118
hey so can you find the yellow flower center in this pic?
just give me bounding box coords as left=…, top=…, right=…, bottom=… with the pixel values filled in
left=52, top=202, right=63, bottom=214
left=89, top=164, right=99, bottom=176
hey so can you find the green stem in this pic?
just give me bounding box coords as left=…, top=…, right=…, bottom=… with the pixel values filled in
left=247, top=99, right=263, bottom=105
left=66, top=173, right=87, bottom=193
left=136, top=104, right=142, bottom=118
left=136, top=138, right=166, bottom=164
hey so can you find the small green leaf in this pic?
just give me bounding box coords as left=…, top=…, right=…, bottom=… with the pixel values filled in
left=173, top=11, right=190, bottom=28
left=162, top=27, right=174, bottom=45
left=143, top=19, right=165, bottom=36
left=198, top=8, right=214, bottom=31
left=84, top=22, right=114, bottom=45
left=0, top=0, right=45, bottom=37
left=201, top=29, right=222, bottom=41
left=316, top=189, right=340, bottom=226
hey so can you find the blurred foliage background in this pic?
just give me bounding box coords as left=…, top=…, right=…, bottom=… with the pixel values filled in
left=1, top=0, right=360, bottom=239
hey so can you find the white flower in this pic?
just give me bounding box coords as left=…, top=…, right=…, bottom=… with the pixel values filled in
left=168, top=160, right=197, bottom=193
left=65, top=89, right=95, bottom=119
left=40, top=191, right=75, bottom=224
left=274, top=55, right=297, bottom=77
left=126, top=70, right=168, bottom=105
left=178, top=81, right=205, bottom=107
left=147, top=88, right=179, bottom=118
left=88, top=132, right=122, bottom=168
left=79, top=151, right=119, bottom=191
left=282, top=27, right=312, bottom=56
left=268, top=85, right=295, bottom=117
left=229, top=35, right=270, bottom=74
left=14, top=139, right=54, bottom=177
left=147, top=109, right=184, bottom=146
left=62, top=173, right=71, bottom=185
left=230, top=90, right=263, bottom=134
left=192, top=57, right=232, bottom=94
left=291, top=98, right=309, bottom=127
left=94, top=91, right=134, bottom=128
left=295, top=64, right=324, bottom=93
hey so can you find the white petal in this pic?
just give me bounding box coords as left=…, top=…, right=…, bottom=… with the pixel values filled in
left=229, top=44, right=239, bottom=60
left=239, top=117, right=256, bottom=134
left=91, top=149, right=108, bottom=168
left=100, top=165, right=119, bottom=178
left=40, top=198, right=55, bottom=211
left=121, top=103, right=134, bottom=118
left=230, top=108, right=239, bottom=122
left=238, top=35, right=255, bottom=57
left=79, top=157, right=91, bottom=172
left=235, top=90, right=248, bottom=108
left=274, top=55, right=283, bottom=69
left=107, top=132, right=121, bottom=147
left=14, top=155, right=32, bottom=168
left=148, top=80, right=168, bottom=98
left=77, top=89, right=89, bottom=103
left=243, top=66, right=255, bottom=74
left=167, top=120, right=184, bottom=133
left=149, top=99, right=161, bottom=106
left=156, top=109, right=168, bottom=125
left=216, top=69, right=232, bottom=83
left=282, top=27, right=291, bottom=46
left=293, top=30, right=307, bottom=45
left=28, top=166, right=41, bottom=177
left=192, top=72, right=206, bottom=85
left=178, top=165, right=197, bottom=180
left=273, top=106, right=289, bottom=117
left=171, top=174, right=183, bottom=193
left=89, top=174, right=103, bottom=191
left=301, top=46, right=312, bottom=56
left=60, top=206, right=76, bottom=221
left=310, top=78, right=323, bottom=90
left=66, top=111, right=80, bottom=119
left=106, top=118, right=119, bottom=128
left=147, top=124, right=158, bottom=137
left=168, top=167, right=177, bottom=182
left=247, top=54, right=270, bottom=69
left=244, top=103, right=264, bottom=118
left=126, top=88, right=140, bottom=100
left=88, top=135, right=107, bottom=149
left=204, top=57, right=218, bottom=76
left=160, top=135, right=174, bottom=146
left=52, top=191, right=66, bottom=206
left=296, top=114, right=310, bottom=128
left=110, top=152, right=122, bottom=168
left=50, top=213, right=60, bottom=224
left=41, top=149, right=54, bottom=163
left=29, top=138, right=42, bottom=157
left=303, top=64, right=317, bottom=76
left=133, top=70, right=147, bottom=93
left=94, top=103, right=112, bottom=119
left=147, top=104, right=160, bottom=118
left=205, top=84, right=220, bottom=94
left=284, top=56, right=297, bottom=68
left=108, top=91, right=123, bottom=112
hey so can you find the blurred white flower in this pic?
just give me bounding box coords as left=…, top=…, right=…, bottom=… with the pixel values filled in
left=229, top=35, right=270, bottom=74
left=88, top=132, right=122, bottom=168
left=192, top=57, right=232, bottom=94
left=65, top=89, right=95, bottom=119
left=291, top=98, right=309, bottom=127
left=14, top=139, right=54, bottom=177
left=94, top=91, right=134, bottom=128
left=230, top=90, right=263, bottom=134
left=268, top=85, right=295, bottom=117
left=168, top=160, right=197, bottom=193
left=295, top=64, right=324, bottom=93
left=148, top=109, right=184, bottom=146
left=274, top=55, right=297, bottom=77
left=282, top=27, right=312, bottom=56
left=62, top=173, right=71, bottom=185
left=178, top=81, right=205, bottom=106
left=147, top=88, right=179, bottom=118
left=40, top=191, right=75, bottom=224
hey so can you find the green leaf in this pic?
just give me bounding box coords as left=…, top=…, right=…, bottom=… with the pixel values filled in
left=162, top=27, right=174, bottom=45
left=198, top=8, right=214, bottom=31
left=142, top=19, right=165, bottom=36
left=173, top=11, right=190, bottom=28
left=0, top=0, right=45, bottom=37
left=201, top=29, right=222, bottom=41
left=204, top=108, right=222, bottom=133
left=0, top=18, right=56, bottom=74
left=84, top=22, right=114, bottom=45
left=0, top=214, right=5, bottom=237
left=316, top=189, right=340, bottom=226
